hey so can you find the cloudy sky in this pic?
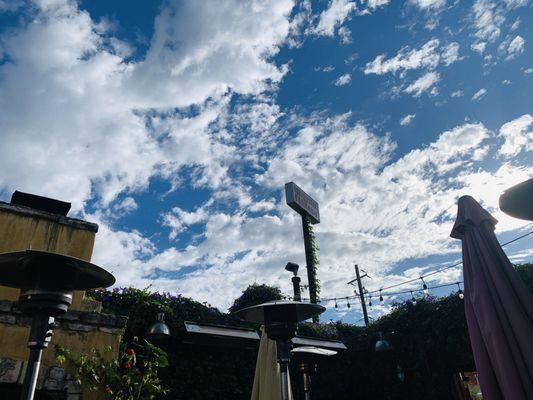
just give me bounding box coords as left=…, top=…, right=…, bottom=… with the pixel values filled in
left=0, top=0, right=531, bottom=323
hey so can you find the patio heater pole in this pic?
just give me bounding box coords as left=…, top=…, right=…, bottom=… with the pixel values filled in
left=20, top=315, right=55, bottom=400
left=277, top=341, right=291, bottom=400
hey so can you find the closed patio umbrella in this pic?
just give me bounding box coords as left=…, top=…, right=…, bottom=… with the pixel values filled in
left=450, top=195, right=533, bottom=399
left=251, top=329, right=293, bottom=400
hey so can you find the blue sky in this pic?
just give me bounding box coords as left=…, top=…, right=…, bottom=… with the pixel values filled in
left=0, top=0, right=532, bottom=323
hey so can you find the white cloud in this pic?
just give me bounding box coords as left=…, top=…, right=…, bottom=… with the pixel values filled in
left=338, top=26, right=353, bottom=44
left=0, top=0, right=23, bottom=11
left=404, top=72, right=440, bottom=97
left=400, top=114, right=416, bottom=126
left=409, top=0, right=446, bottom=9
left=506, top=35, right=525, bottom=58
left=364, top=39, right=460, bottom=75
left=365, top=0, right=390, bottom=8
left=86, top=113, right=533, bottom=310
left=502, top=79, right=512, bottom=85
left=472, top=88, right=487, bottom=101
left=499, top=114, right=533, bottom=157
left=472, top=0, right=505, bottom=43
left=525, top=68, right=533, bottom=74
left=441, top=42, right=461, bottom=65
left=503, top=0, right=530, bottom=9
left=451, top=90, right=464, bottom=97
left=162, top=206, right=210, bottom=240
left=0, top=0, right=294, bottom=210
left=311, top=0, right=356, bottom=37
left=334, top=73, right=352, bottom=86
left=471, top=42, right=487, bottom=54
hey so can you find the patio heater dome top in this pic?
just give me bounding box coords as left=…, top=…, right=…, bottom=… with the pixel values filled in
left=499, top=178, right=533, bottom=221
left=0, top=250, right=115, bottom=316
left=234, top=300, right=325, bottom=325
left=0, top=250, right=115, bottom=290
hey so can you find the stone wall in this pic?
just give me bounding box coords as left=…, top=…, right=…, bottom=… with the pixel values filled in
left=0, top=300, right=126, bottom=398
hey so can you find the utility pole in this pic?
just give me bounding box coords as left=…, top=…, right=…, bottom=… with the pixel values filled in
left=348, top=265, right=370, bottom=327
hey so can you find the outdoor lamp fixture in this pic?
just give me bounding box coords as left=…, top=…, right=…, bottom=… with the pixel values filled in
left=291, top=346, right=337, bottom=400
left=374, top=331, right=393, bottom=353
left=420, top=277, right=429, bottom=297
left=0, top=250, right=115, bottom=400
left=410, top=291, right=417, bottom=306
left=235, top=300, right=325, bottom=400
left=146, top=312, right=171, bottom=340
left=285, top=262, right=302, bottom=301
left=499, top=178, right=533, bottom=221
left=456, top=283, right=464, bottom=300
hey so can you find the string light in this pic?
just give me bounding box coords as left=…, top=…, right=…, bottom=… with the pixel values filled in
left=379, top=289, right=384, bottom=304
left=457, top=282, right=464, bottom=300
left=346, top=297, right=351, bottom=308
left=421, top=277, right=429, bottom=297
left=410, top=290, right=417, bottom=306
left=314, top=225, right=533, bottom=306
left=315, top=228, right=532, bottom=308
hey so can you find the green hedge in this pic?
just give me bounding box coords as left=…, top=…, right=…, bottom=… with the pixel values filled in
left=87, top=263, right=532, bottom=400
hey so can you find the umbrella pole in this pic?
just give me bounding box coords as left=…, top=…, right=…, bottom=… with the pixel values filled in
left=277, top=341, right=291, bottom=400
left=20, top=315, right=55, bottom=400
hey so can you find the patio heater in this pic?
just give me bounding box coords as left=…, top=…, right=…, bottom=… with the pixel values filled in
left=291, top=346, right=337, bottom=400
left=235, top=300, right=325, bottom=400
left=0, top=250, right=115, bottom=400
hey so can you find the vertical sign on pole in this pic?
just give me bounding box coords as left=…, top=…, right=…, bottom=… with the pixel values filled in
left=285, top=182, right=320, bottom=321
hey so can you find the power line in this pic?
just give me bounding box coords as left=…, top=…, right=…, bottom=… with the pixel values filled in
left=319, top=281, right=464, bottom=303
left=316, top=228, right=533, bottom=303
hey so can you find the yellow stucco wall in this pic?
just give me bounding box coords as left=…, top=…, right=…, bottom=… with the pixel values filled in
left=0, top=203, right=124, bottom=398
left=0, top=324, right=120, bottom=363
left=0, top=209, right=96, bottom=309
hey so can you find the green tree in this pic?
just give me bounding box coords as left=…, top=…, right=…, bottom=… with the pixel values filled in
left=228, top=283, right=284, bottom=314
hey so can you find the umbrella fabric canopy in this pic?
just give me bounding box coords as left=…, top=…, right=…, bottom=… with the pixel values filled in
left=251, top=329, right=293, bottom=400
left=451, top=195, right=533, bottom=399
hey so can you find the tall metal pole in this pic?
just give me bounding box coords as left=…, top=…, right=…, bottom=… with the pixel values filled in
left=301, top=215, right=318, bottom=322
left=292, top=275, right=302, bottom=302
left=354, top=265, right=370, bottom=327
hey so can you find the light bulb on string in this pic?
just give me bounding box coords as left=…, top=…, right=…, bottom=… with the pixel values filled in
left=410, top=290, right=417, bottom=306
left=379, top=289, right=384, bottom=304
left=346, top=297, right=351, bottom=308
left=368, top=295, right=372, bottom=308
left=334, top=298, right=338, bottom=309
left=457, top=282, right=464, bottom=300
left=420, top=277, right=429, bottom=297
